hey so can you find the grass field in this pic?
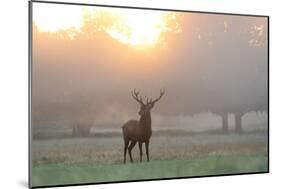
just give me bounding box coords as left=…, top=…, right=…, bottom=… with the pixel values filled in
left=31, top=132, right=268, bottom=187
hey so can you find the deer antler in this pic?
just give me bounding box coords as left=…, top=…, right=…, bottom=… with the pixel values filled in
left=150, top=88, right=165, bottom=105
left=146, top=97, right=152, bottom=104
left=131, top=89, right=145, bottom=105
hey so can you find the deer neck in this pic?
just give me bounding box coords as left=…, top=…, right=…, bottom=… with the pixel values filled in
left=139, top=113, right=151, bottom=130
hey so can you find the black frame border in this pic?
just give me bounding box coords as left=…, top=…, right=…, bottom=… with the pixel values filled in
left=28, top=0, right=270, bottom=188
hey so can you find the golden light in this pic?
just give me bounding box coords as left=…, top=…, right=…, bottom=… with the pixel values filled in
left=33, top=3, right=181, bottom=47
left=103, top=9, right=178, bottom=47
left=33, top=3, right=83, bottom=32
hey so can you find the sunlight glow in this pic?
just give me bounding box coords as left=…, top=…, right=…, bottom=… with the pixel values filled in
left=33, top=3, right=181, bottom=47
left=33, top=3, right=83, bottom=32
left=102, top=9, right=178, bottom=47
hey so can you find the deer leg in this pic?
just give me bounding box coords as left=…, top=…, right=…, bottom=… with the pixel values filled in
left=128, top=140, right=136, bottom=163
left=123, top=139, right=129, bottom=164
left=138, top=142, right=143, bottom=162
left=145, top=141, right=150, bottom=162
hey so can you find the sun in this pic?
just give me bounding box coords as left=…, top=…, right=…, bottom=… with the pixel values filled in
left=102, top=9, right=179, bottom=47
left=33, top=3, right=181, bottom=47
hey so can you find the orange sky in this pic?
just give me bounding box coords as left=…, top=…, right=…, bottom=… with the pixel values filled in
left=33, top=2, right=182, bottom=48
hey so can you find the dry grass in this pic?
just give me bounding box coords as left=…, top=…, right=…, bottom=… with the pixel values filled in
left=32, top=132, right=268, bottom=165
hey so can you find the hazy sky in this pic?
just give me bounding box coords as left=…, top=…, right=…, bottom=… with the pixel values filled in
left=32, top=3, right=268, bottom=130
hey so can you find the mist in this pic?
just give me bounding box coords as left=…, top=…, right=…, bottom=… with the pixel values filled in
left=32, top=12, right=268, bottom=132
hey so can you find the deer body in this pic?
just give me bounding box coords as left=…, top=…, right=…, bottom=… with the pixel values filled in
left=122, top=89, right=165, bottom=163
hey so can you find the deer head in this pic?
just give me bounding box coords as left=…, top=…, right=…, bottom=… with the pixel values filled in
left=131, top=89, right=165, bottom=116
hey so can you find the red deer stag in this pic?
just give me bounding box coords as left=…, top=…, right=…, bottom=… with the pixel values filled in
left=122, top=89, right=165, bottom=163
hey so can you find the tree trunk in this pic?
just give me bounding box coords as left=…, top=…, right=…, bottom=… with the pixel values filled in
left=234, top=112, right=243, bottom=133
left=72, top=125, right=91, bottom=137
left=72, top=125, right=77, bottom=137
left=222, top=112, right=229, bottom=133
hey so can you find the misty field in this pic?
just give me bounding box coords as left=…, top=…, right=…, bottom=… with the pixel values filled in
left=31, top=131, right=268, bottom=187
